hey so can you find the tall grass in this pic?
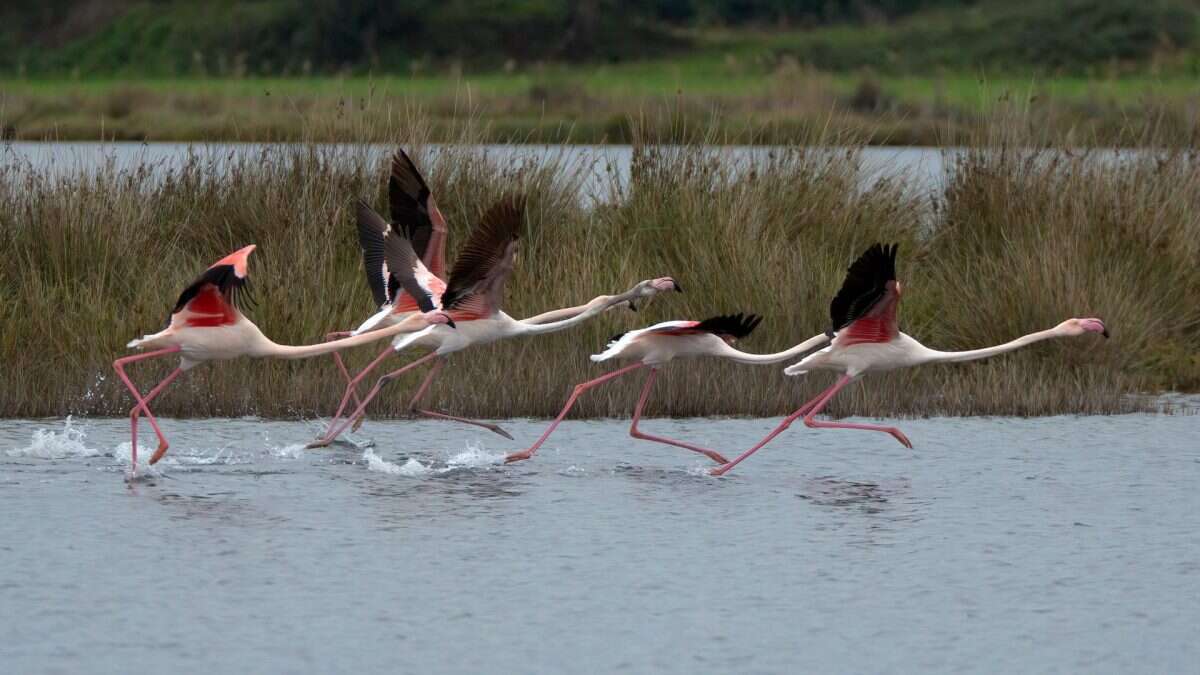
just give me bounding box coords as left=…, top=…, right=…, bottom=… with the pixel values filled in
left=0, top=111, right=1189, bottom=420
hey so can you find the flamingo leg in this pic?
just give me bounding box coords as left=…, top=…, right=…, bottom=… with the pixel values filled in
left=801, top=374, right=912, bottom=448
left=628, top=368, right=728, bottom=465
left=505, top=363, right=645, bottom=464
left=325, top=331, right=369, bottom=431
left=112, top=346, right=182, bottom=471
left=708, top=386, right=831, bottom=476
left=406, top=359, right=514, bottom=440
left=312, top=345, right=394, bottom=445
left=308, top=352, right=440, bottom=448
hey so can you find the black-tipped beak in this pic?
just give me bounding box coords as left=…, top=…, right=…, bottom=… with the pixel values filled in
left=446, top=318, right=457, bottom=329
left=1101, top=327, right=1109, bottom=339
left=674, top=283, right=684, bottom=293
left=628, top=301, right=637, bottom=312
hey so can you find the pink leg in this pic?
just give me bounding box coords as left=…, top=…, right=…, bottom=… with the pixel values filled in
left=628, top=368, right=729, bottom=465
left=308, top=352, right=440, bottom=448
left=311, top=346, right=394, bottom=446
left=708, top=386, right=830, bottom=476
left=325, top=331, right=368, bottom=430
left=406, top=359, right=514, bottom=440
left=802, top=375, right=912, bottom=448
left=505, top=363, right=645, bottom=464
left=112, top=347, right=182, bottom=471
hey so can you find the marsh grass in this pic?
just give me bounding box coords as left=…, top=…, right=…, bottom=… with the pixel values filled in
left=0, top=111, right=1189, bottom=420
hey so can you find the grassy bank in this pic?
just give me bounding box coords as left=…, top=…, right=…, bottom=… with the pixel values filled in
left=0, top=113, right=1195, bottom=420
left=3, top=71, right=1199, bottom=145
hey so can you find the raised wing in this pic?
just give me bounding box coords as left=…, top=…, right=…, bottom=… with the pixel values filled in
left=829, top=242, right=900, bottom=344
left=380, top=219, right=442, bottom=314
left=389, top=150, right=449, bottom=280
left=356, top=200, right=399, bottom=308
left=440, top=196, right=524, bottom=320
left=171, top=245, right=255, bottom=328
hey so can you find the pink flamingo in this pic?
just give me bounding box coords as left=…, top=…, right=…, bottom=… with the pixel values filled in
left=309, top=196, right=680, bottom=448
left=710, top=243, right=1109, bottom=476
left=114, top=245, right=451, bottom=472
left=504, top=313, right=831, bottom=465
left=323, top=150, right=450, bottom=432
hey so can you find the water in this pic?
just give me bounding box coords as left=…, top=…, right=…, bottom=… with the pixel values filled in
left=0, top=141, right=951, bottom=199
left=2, top=414, right=1197, bottom=673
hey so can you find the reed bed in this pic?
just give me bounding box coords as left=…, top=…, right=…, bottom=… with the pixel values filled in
left=0, top=113, right=1192, bottom=420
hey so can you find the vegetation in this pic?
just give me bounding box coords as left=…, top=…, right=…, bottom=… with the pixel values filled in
left=1, top=112, right=1193, bottom=421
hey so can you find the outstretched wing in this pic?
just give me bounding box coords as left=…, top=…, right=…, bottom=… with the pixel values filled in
left=829, top=243, right=900, bottom=343
left=693, top=313, right=763, bottom=340
left=389, top=150, right=449, bottom=280
left=355, top=200, right=398, bottom=308
left=380, top=219, right=442, bottom=314
left=440, top=196, right=524, bottom=319
left=171, top=250, right=254, bottom=328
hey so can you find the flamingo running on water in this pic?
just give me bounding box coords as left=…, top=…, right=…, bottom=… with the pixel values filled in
left=114, top=245, right=451, bottom=472
left=503, top=313, right=831, bottom=465
left=308, top=196, right=681, bottom=448
left=710, top=243, right=1109, bottom=476
left=323, top=150, right=450, bottom=432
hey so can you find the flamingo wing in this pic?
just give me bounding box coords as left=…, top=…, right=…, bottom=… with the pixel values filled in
left=440, top=196, right=524, bottom=319
left=829, top=242, right=901, bottom=343
left=380, top=216, right=442, bottom=314
left=355, top=199, right=398, bottom=308
left=170, top=247, right=255, bottom=328
left=389, top=150, right=449, bottom=280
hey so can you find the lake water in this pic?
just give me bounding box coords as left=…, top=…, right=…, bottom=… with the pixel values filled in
left=1, top=141, right=951, bottom=199
left=2, top=414, right=1198, bottom=673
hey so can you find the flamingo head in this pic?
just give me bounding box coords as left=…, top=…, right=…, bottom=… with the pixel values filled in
left=1057, top=317, right=1109, bottom=339
left=646, top=277, right=682, bottom=294
left=210, top=244, right=257, bottom=277
left=423, top=310, right=456, bottom=329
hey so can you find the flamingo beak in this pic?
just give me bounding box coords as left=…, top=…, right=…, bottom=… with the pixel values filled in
left=445, top=318, right=457, bottom=329
left=1102, top=326, right=1110, bottom=339
left=674, top=282, right=684, bottom=293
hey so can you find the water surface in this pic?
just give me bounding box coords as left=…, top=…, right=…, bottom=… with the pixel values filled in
left=2, top=415, right=1197, bottom=673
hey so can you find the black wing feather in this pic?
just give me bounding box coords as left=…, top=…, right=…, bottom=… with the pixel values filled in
left=381, top=226, right=438, bottom=313
left=440, top=196, right=525, bottom=311
left=171, top=263, right=252, bottom=317
left=694, top=313, right=763, bottom=340
left=389, top=150, right=435, bottom=261
left=356, top=200, right=394, bottom=308
left=829, top=243, right=898, bottom=334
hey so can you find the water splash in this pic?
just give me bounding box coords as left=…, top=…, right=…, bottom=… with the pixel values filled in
left=270, top=444, right=307, bottom=460
left=363, top=447, right=432, bottom=477
left=362, top=442, right=505, bottom=477
left=7, top=417, right=101, bottom=459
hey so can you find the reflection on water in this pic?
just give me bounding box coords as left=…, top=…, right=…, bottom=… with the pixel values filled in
left=1, top=414, right=1198, bottom=673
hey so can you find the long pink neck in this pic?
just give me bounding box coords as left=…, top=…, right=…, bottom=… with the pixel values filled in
left=718, top=333, right=830, bottom=364
left=917, top=327, right=1062, bottom=364
left=254, top=314, right=428, bottom=360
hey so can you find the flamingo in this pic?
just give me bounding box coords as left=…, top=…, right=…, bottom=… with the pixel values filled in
left=322, top=150, right=449, bottom=432
left=710, top=243, right=1109, bottom=476
left=308, top=196, right=681, bottom=448
left=114, top=245, right=452, bottom=472
left=503, top=313, right=832, bottom=465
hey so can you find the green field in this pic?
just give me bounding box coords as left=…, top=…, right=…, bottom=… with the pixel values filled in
left=4, top=67, right=1198, bottom=145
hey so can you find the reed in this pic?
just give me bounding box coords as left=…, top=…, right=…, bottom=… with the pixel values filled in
left=0, top=111, right=1186, bottom=420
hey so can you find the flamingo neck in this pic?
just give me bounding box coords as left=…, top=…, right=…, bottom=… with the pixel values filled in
left=516, top=286, right=643, bottom=335
left=718, top=333, right=830, bottom=364
left=916, top=327, right=1063, bottom=365
left=253, top=316, right=428, bottom=360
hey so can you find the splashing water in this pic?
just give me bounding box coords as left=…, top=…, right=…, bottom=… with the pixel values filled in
left=7, top=417, right=102, bottom=459
left=362, top=442, right=505, bottom=477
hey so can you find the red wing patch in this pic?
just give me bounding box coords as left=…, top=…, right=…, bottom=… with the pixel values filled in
left=180, top=284, right=238, bottom=327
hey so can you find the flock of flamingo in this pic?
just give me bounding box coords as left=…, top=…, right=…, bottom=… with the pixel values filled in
left=114, top=150, right=1108, bottom=477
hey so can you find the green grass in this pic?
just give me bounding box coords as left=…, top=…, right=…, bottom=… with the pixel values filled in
left=4, top=68, right=1199, bottom=145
